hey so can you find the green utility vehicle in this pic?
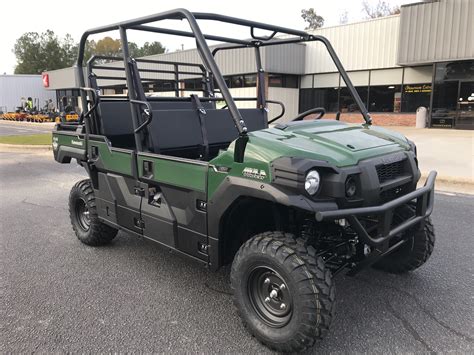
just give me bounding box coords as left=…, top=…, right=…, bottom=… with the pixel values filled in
left=53, top=9, right=437, bottom=352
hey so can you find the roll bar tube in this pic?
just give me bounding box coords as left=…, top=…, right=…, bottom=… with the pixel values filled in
left=74, top=8, right=373, bottom=161
left=76, top=9, right=248, bottom=141
left=212, top=35, right=372, bottom=125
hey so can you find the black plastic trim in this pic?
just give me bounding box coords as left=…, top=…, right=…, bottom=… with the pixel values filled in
left=316, top=171, right=437, bottom=247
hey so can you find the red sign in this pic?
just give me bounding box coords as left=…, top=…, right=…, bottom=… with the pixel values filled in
left=42, top=73, right=49, bottom=88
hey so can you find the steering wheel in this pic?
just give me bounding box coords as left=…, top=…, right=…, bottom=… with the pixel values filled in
left=292, top=107, right=326, bottom=121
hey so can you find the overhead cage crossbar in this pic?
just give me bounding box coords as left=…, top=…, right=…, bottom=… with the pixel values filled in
left=75, top=8, right=371, bottom=160
left=86, top=55, right=209, bottom=96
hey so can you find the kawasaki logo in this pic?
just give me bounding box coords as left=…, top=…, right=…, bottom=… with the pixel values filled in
left=380, top=152, right=405, bottom=165
left=71, top=139, right=83, bottom=147
left=243, top=167, right=267, bottom=180
left=52, top=136, right=58, bottom=150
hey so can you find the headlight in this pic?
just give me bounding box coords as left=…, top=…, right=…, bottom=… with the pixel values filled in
left=305, top=170, right=320, bottom=195
left=407, top=139, right=417, bottom=156
left=345, top=176, right=357, bottom=197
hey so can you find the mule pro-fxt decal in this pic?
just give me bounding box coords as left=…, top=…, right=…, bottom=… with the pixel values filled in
left=242, top=166, right=267, bottom=180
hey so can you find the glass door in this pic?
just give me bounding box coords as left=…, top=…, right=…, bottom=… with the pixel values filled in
left=456, top=81, right=474, bottom=130
left=431, top=61, right=474, bottom=129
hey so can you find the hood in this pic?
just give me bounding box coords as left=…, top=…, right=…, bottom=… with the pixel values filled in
left=244, top=120, right=411, bottom=167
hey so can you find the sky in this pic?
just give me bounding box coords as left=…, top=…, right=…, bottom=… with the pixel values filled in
left=0, top=0, right=416, bottom=74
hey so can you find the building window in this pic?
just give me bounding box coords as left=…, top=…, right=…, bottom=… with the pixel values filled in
left=435, top=61, right=474, bottom=81
left=299, top=88, right=339, bottom=112
left=184, top=78, right=202, bottom=90
left=149, top=79, right=176, bottom=92
left=268, top=74, right=282, bottom=87
left=431, top=60, right=474, bottom=129
left=230, top=75, right=244, bottom=88
left=339, top=86, right=368, bottom=112
left=368, top=85, right=401, bottom=112
left=218, top=74, right=258, bottom=89
left=283, top=75, right=298, bottom=88
left=243, top=74, right=257, bottom=87
left=401, top=84, right=431, bottom=112
left=268, top=74, right=298, bottom=88
left=299, top=89, right=313, bottom=112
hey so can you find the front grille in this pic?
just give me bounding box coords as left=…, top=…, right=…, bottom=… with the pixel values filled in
left=376, top=159, right=406, bottom=183
left=380, top=183, right=409, bottom=202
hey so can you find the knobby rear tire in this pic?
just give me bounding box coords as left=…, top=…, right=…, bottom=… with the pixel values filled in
left=69, top=179, right=118, bottom=246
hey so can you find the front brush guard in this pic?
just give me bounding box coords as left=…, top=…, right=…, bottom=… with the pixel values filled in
left=315, top=171, right=437, bottom=248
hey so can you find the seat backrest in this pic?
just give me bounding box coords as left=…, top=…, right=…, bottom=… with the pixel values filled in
left=147, top=109, right=203, bottom=156
left=97, top=100, right=135, bottom=148
left=96, top=98, right=267, bottom=159
left=149, top=100, right=215, bottom=111
left=240, top=108, right=268, bottom=133
left=96, top=99, right=213, bottom=150
left=203, top=108, right=268, bottom=145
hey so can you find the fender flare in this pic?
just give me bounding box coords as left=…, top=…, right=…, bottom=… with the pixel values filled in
left=207, top=175, right=338, bottom=270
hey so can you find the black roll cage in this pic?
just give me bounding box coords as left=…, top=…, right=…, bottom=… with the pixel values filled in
left=76, top=8, right=372, bottom=161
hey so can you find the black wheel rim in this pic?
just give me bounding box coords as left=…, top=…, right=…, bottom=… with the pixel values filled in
left=247, top=266, right=293, bottom=328
left=75, top=198, right=90, bottom=231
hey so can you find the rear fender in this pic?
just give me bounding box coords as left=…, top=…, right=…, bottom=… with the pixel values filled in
left=52, top=132, right=86, bottom=163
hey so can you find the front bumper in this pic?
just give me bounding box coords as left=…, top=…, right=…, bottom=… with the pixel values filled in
left=315, top=171, right=437, bottom=248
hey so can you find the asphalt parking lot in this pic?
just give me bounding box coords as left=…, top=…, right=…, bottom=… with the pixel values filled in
left=1, top=151, right=473, bottom=353
left=0, top=121, right=54, bottom=136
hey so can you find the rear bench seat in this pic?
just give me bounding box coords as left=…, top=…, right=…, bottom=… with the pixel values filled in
left=97, top=98, right=267, bottom=159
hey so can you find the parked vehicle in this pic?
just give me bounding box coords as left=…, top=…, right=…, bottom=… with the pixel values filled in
left=52, top=9, right=437, bottom=352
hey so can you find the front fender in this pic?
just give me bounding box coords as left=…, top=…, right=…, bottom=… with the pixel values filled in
left=207, top=175, right=337, bottom=238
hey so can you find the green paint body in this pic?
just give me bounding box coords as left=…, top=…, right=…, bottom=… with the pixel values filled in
left=54, top=120, right=411, bottom=200
left=137, top=155, right=208, bottom=192
left=207, top=120, right=410, bottom=199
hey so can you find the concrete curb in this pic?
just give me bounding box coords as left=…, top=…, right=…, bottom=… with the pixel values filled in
left=420, top=172, right=474, bottom=185
left=0, top=120, right=56, bottom=128
left=419, top=172, right=473, bottom=195
left=0, top=143, right=52, bottom=151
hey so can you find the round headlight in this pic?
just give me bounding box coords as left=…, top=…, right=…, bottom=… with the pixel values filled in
left=345, top=176, right=357, bottom=197
left=305, top=170, right=320, bottom=195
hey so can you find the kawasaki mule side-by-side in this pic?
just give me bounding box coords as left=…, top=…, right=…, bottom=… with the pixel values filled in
left=52, top=9, right=437, bottom=352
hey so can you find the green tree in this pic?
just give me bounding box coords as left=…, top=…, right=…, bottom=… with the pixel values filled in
left=62, top=34, right=77, bottom=66
left=301, top=8, right=325, bottom=30
left=362, top=0, right=400, bottom=19
left=13, top=30, right=76, bottom=74
left=82, top=38, right=166, bottom=62
left=13, top=32, right=168, bottom=72
left=94, top=37, right=121, bottom=57
left=134, top=41, right=167, bottom=57
left=339, top=10, right=349, bottom=25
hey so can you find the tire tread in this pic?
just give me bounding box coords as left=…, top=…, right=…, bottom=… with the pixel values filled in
left=69, top=179, right=117, bottom=246
left=231, top=231, right=335, bottom=352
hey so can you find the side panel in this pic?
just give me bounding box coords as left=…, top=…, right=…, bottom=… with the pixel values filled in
left=87, top=139, right=142, bottom=234
left=142, top=156, right=207, bottom=192
left=95, top=172, right=143, bottom=235
left=137, top=153, right=209, bottom=261
left=88, top=140, right=134, bottom=177
left=95, top=172, right=118, bottom=225
left=140, top=184, right=176, bottom=248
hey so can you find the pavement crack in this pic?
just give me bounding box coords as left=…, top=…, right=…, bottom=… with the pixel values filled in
left=21, top=198, right=62, bottom=210
left=385, top=300, right=436, bottom=354
left=204, top=282, right=232, bottom=296
left=357, top=276, right=474, bottom=343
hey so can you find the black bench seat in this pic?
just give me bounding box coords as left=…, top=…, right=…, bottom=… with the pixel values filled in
left=96, top=98, right=267, bottom=159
